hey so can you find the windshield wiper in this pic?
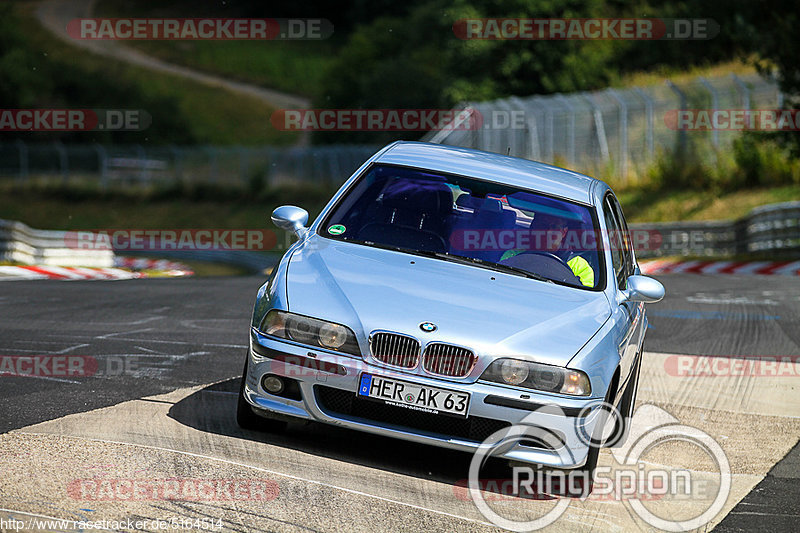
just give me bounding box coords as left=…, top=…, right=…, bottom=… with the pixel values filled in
left=341, top=238, right=419, bottom=256
left=425, top=251, right=555, bottom=284
left=340, top=238, right=555, bottom=284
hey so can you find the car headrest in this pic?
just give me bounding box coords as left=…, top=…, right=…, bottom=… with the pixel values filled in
left=456, top=194, right=481, bottom=210
left=381, top=180, right=453, bottom=215
left=479, top=198, right=503, bottom=213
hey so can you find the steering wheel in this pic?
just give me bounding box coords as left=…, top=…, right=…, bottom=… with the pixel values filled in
left=514, top=251, right=570, bottom=268
left=499, top=251, right=580, bottom=285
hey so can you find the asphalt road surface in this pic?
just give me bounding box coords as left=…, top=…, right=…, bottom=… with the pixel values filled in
left=1, top=274, right=798, bottom=532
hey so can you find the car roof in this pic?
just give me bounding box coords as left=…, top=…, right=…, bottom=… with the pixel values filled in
left=375, top=141, right=601, bottom=205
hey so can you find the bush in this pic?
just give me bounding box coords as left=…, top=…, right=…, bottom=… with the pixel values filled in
left=733, top=134, right=800, bottom=187
left=643, top=133, right=799, bottom=192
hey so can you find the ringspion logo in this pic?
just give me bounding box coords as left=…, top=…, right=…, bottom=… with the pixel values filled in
left=467, top=404, right=731, bottom=531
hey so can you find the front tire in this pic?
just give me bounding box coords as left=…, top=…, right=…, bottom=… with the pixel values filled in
left=236, top=355, right=288, bottom=433
left=565, top=376, right=619, bottom=495
left=611, top=351, right=642, bottom=447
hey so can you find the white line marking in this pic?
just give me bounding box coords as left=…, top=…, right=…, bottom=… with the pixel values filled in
left=91, top=316, right=163, bottom=326
left=0, top=343, right=90, bottom=355
left=729, top=511, right=800, bottom=517
left=7, top=340, right=79, bottom=345
left=1, top=375, right=82, bottom=384
left=134, top=345, right=161, bottom=354
left=15, top=431, right=499, bottom=528
left=94, top=327, right=154, bottom=340
left=107, top=338, right=248, bottom=348
left=51, top=343, right=91, bottom=355
left=37, top=333, right=248, bottom=349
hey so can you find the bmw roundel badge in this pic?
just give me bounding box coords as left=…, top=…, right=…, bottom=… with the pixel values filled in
left=420, top=322, right=437, bottom=332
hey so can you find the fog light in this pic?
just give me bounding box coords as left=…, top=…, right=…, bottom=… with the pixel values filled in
left=261, top=375, right=284, bottom=394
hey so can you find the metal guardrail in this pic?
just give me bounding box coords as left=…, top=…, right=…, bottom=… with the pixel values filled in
left=747, top=201, right=800, bottom=254
left=124, top=249, right=278, bottom=273
left=0, top=218, right=279, bottom=272
left=0, top=219, right=114, bottom=267
left=632, top=201, right=800, bottom=259
left=3, top=201, right=797, bottom=271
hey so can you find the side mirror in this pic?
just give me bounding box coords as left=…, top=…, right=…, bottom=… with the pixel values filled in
left=271, top=205, right=309, bottom=238
left=622, top=275, right=665, bottom=303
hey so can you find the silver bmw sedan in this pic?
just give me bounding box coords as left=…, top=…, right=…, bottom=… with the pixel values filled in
left=238, top=141, right=664, bottom=482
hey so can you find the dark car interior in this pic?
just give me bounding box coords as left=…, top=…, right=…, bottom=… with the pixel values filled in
left=324, top=164, right=601, bottom=288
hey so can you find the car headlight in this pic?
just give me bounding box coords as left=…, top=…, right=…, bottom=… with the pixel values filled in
left=481, top=358, right=591, bottom=396
left=499, top=359, right=529, bottom=385
left=260, top=310, right=360, bottom=355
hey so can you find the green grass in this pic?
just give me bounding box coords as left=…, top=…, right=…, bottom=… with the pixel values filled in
left=615, top=59, right=758, bottom=89
left=111, top=40, right=329, bottom=100
left=14, top=2, right=297, bottom=146
left=618, top=185, right=800, bottom=223
left=95, top=0, right=332, bottom=99
left=0, top=182, right=334, bottom=230
left=2, top=181, right=798, bottom=233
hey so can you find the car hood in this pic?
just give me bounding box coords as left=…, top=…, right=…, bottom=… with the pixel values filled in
left=285, top=237, right=610, bottom=367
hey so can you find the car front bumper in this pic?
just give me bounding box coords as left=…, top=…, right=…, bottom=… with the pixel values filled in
left=244, top=329, right=603, bottom=469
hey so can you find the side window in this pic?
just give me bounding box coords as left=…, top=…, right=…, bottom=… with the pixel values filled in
left=608, top=194, right=635, bottom=279
left=603, top=197, right=624, bottom=285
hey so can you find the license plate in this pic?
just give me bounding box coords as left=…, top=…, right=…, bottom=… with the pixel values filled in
left=358, top=374, right=470, bottom=418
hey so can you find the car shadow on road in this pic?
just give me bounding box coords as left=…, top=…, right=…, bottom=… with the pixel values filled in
left=167, top=378, right=549, bottom=498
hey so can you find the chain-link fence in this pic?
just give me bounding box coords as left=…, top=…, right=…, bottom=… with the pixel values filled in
left=424, top=73, right=782, bottom=182
left=0, top=143, right=380, bottom=188
left=1, top=74, right=783, bottom=188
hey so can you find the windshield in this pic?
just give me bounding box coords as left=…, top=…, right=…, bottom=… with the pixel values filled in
left=320, top=164, right=604, bottom=289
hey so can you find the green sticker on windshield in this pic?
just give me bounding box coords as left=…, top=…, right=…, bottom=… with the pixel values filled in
left=328, top=224, right=346, bottom=235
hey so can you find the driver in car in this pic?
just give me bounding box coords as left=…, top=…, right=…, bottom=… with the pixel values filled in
left=499, top=212, right=595, bottom=287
